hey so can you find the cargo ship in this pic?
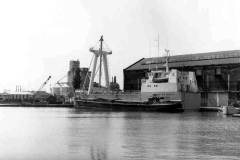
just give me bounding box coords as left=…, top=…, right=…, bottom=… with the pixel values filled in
left=74, top=36, right=198, bottom=112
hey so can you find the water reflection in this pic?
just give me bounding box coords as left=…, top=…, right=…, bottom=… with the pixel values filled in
left=66, top=111, right=112, bottom=159
left=66, top=110, right=240, bottom=159
left=121, top=113, right=182, bottom=160
left=176, top=112, right=240, bottom=159
left=0, top=108, right=240, bottom=159
left=90, top=145, right=107, bottom=160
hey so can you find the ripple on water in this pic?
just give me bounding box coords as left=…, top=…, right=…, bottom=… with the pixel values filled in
left=0, top=108, right=239, bottom=159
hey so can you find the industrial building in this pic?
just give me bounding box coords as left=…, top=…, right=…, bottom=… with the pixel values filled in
left=67, top=60, right=80, bottom=87
left=67, top=60, right=91, bottom=90
left=124, top=50, right=240, bottom=108
left=51, top=60, right=91, bottom=103
left=0, top=91, right=33, bottom=102
left=51, top=83, right=72, bottom=103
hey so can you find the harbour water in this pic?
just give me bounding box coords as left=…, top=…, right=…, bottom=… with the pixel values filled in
left=0, top=107, right=240, bottom=160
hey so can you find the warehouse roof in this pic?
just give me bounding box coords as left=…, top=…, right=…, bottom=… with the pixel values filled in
left=124, top=50, right=240, bottom=71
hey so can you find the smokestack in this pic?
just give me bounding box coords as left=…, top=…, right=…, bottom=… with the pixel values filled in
left=16, top=85, right=19, bottom=92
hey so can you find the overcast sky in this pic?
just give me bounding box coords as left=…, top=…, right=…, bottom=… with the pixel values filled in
left=0, top=0, right=240, bottom=91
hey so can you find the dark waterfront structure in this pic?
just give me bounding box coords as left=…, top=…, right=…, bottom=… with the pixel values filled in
left=67, top=60, right=91, bottom=90
left=67, top=60, right=80, bottom=87
left=79, top=67, right=91, bottom=90
left=124, top=50, right=240, bottom=107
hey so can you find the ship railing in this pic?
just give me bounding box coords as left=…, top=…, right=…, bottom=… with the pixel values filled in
left=75, top=91, right=142, bottom=101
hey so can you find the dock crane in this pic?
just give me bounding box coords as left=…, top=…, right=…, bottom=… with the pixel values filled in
left=38, top=76, right=52, bottom=91
left=33, top=76, right=52, bottom=103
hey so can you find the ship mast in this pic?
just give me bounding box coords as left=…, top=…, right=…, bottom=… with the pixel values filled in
left=165, top=49, right=170, bottom=73
left=87, top=36, right=112, bottom=95
left=99, top=36, right=103, bottom=86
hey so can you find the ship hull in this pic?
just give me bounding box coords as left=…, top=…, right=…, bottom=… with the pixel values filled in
left=75, top=99, right=183, bottom=112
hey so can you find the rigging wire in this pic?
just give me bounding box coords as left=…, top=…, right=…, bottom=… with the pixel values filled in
left=102, top=41, right=111, bottom=52
left=82, top=55, right=94, bottom=90
left=56, top=75, right=67, bottom=84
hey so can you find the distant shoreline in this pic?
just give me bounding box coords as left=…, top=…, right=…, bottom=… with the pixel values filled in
left=0, top=103, right=74, bottom=108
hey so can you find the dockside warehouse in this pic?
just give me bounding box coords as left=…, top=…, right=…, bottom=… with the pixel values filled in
left=124, top=50, right=240, bottom=108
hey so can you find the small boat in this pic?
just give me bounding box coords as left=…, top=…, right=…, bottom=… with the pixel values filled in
left=232, top=114, right=240, bottom=117
left=74, top=36, right=198, bottom=112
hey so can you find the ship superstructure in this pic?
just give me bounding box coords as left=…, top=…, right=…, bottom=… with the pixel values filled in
left=140, top=68, right=198, bottom=103
left=141, top=69, right=198, bottom=93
